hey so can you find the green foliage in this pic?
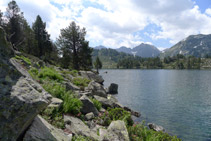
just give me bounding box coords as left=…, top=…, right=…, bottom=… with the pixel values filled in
left=41, top=107, right=65, bottom=129
left=94, top=56, right=102, bottom=73
left=72, top=135, right=92, bottom=141
left=28, top=67, right=38, bottom=79
left=15, top=55, right=31, bottom=65
left=72, top=77, right=90, bottom=88
left=128, top=122, right=181, bottom=141
left=63, top=93, right=83, bottom=114
left=57, top=21, right=92, bottom=70
left=32, top=15, right=52, bottom=58
left=90, top=97, right=102, bottom=111
left=38, top=67, right=63, bottom=81
left=43, top=82, right=82, bottom=115
left=98, top=108, right=133, bottom=127
left=62, top=69, right=78, bottom=77
left=43, top=82, right=66, bottom=99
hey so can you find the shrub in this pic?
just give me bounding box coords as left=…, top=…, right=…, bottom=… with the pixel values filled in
left=72, top=135, right=92, bottom=141
left=43, top=82, right=66, bottom=99
left=72, top=77, right=90, bottom=88
left=28, top=67, right=39, bottom=79
left=128, top=122, right=181, bottom=141
left=15, top=55, right=31, bottom=65
left=90, top=97, right=102, bottom=111
left=62, top=69, right=78, bottom=77
left=63, top=93, right=83, bottom=115
left=99, top=108, right=133, bottom=127
left=40, top=107, right=65, bottom=129
left=38, top=67, right=63, bottom=81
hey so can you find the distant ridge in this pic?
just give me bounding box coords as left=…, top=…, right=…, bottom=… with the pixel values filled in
left=161, top=34, right=211, bottom=57
left=116, top=43, right=161, bottom=57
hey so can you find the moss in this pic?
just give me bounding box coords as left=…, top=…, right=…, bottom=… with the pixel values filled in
left=72, top=135, right=93, bottom=141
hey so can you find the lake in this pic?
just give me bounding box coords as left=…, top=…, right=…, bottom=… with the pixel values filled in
left=100, top=69, right=211, bottom=141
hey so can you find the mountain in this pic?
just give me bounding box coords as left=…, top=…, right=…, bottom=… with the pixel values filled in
left=116, top=43, right=161, bottom=57
left=161, top=34, right=211, bottom=57
left=94, top=45, right=107, bottom=50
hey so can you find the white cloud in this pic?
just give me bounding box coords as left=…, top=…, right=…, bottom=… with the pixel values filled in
left=1, top=0, right=211, bottom=48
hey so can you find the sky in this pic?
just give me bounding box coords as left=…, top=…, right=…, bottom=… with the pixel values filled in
left=1, top=0, right=211, bottom=50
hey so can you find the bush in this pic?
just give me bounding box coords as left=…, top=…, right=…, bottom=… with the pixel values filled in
left=28, top=67, right=39, bottom=79
left=38, top=67, right=63, bottom=81
left=72, top=135, right=92, bottom=141
left=43, top=82, right=66, bottom=99
left=40, top=107, right=65, bottom=129
left=90, top=97, right=102, bottom=111
left=15, top=55, right=31, bottom=65
left=72, top=77, right=90, bottom=88
left=99, top=108, right=133, bottom=127
left=128, top=122, right=181, bottom=141
left=63, top=93, right=83, bottom=115
left=62, top=69, right=78, bottom=77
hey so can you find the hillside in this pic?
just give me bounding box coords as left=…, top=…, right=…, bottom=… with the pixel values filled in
left=116, top=43, right=161, bottom=57
left=161, top=34, right=211, bottom=57
left=92, top=48, right=135, bottom=68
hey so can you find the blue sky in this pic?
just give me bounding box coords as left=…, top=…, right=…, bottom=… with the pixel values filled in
left=1, top=0, right=211, bottom=50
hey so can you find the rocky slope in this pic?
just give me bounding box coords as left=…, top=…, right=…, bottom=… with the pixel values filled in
left=161, top=34, right=211, bottom=57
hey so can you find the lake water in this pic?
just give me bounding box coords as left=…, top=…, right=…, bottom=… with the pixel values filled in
left=100, top=69, right=211, bottom=141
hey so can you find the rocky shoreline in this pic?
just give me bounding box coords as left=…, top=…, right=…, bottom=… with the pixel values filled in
left=0, top=27, right=180, bottom=141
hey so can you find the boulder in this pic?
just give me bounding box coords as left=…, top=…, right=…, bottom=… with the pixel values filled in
left=85, top=112, right=95, bottom=121
left=94, top=95, right=123, bottom=109
left=108, top=83, right=118, bottom=94
left=100, top=120, right=129, bottom=141
left=65, top=82, right=80, bottom=91
left=123, top=106, right=141, bottom=117
left=87, top=81, right=107, bottom=98
left=48, top=97, right=63, bottom=108
left=0, top=27, right=51, bottom=140
left=24, top=115, right=71, bottom=141
left=148, top=123, right=165, bottom=132
left=80, top=95, right=99, bottom=116
left=64, top=115, right=99, bottom=140
left=79, top=71, right=104, bottom=84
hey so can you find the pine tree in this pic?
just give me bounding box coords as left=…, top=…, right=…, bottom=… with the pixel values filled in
left=32, top=15, right=51, bottom=58
left=94, top=56, right=102, bottom=73
left=5, top=0, right=24, bottom=49
left=57, top=21, right=92, bottom=70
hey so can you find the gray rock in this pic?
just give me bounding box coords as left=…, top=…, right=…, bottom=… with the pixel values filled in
left=124, top=106, right=141, bottom=117
left=80, top=95, right=99, bottom=116
left=87, top=81, right=107, bottom=98
left=85, top=112, right=95, bottom=121
left=0, top=27, right=51, bottom=140
left=48, top=97, right=63, bottom=108
left=108, top=83, right=118, bottom=94
left=94, top=95, right=123, bottom=109
left=65, top=81, right=80, bottom=91
left=64, top=115, right=99, bottom=140
left=100, top=120, right=129, bottom=141
left=80, top=71, right=104, bottom=84
left=24, top=115, right=71, bottom=141
left=148, top=123, right=165, bottom=132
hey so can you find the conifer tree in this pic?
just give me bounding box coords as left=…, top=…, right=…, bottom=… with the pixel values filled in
left=94, top=56, right=102, bottom=73
left=57, top=21, right=92, bottom=70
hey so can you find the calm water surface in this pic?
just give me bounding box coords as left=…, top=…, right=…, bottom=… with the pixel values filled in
left=100, top=69, right=211, bottom=141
